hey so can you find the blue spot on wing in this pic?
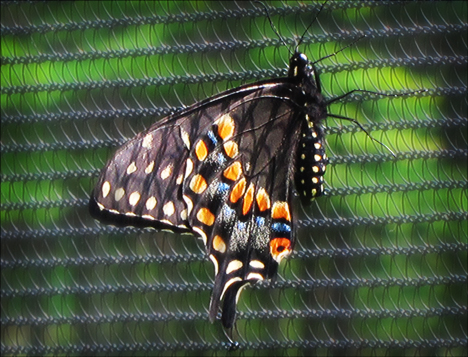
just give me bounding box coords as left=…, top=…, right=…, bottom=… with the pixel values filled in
left=237, top=221, right=247, bottom=231
left=216, top=153, right=227, bottom=165
left=222, top=204, right=236, bottom=219
left=217, top=182, right=230, bottom=195
left=207, top=130, right=218, bottom=146
left=256, top=216, right=265, bottom=226
left=272, top=222, right=291, bottom=234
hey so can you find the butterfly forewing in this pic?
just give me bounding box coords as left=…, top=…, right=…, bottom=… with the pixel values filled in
left=90, top=120, right=190, bottom=231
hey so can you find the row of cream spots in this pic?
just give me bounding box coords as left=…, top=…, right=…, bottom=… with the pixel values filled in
left=99, top=145, right=183, bottom=220
left=122, top=160, right=179, bottom=181
left=101, top=181, right=180, bottom=217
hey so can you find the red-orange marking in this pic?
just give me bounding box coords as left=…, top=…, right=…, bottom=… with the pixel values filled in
left=242, top=183, right=255, bottom=215
left=223, top=161, right=242, bottom=181
left=230, top=178, right=246, bottom=203
left=256, top=188, right=271, bottom=212
left=195, top=140, right=208, bottom=161
left=271, top=201, right=291, bottom=221
left=197, top=207, right=215, bottom=226
left=217, top=114, right=235, bottom=140
left=269, top=238, right=291, bottom=260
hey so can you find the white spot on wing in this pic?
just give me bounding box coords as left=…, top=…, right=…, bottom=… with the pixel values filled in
left=249, top=260, right=265, bottom=269
left=220, top=277, right=242, bottom=301
left=163, top=201, right=175, bottom=216
left=142, top=133, right=153, bottom=148
left=176, top=174, right=183, bottom=185
left=102, top=181, right=111, bottom=198
left=127, top=162, right=137, bottom=175
left=246, top=272, right=264, bottom=281
left=193, top=226, right=207, bottom=245
left=145, top=161, right=155, bottom=174
left=159, top=219, right=174, bottom=226
left=180, top=127, right=191, bottom=149
left=209, top=254, right=219, bottom=276
left=185, top=159, right=193, bottom=178
left=226, top=260, right=243, bottom=274
left=114, top=188, right=125, bottom=202
left=146, top=196, right=157, bottom=210
left=183, top=194, right=193, bottom=215
left=160, top=164, right=173, bottom=180
left=141, top=214, right=156, bottom=220
left=129, top=191, right=141, bottom=206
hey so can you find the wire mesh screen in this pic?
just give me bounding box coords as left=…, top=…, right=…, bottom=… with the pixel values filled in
left=1, top=1, right=467, bottom=355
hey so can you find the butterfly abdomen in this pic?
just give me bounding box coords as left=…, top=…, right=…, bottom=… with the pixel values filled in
left=295, top=119, right=328, bottom=203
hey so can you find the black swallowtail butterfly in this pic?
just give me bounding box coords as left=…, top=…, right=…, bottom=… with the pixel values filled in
left=89, top=5, right=360, bottom=328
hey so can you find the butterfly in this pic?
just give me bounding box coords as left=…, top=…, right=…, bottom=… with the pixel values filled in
left=90, top=6, right=341, bottom=329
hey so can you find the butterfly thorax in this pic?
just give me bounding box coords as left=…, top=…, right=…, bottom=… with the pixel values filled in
left=288, top=52, right=327, bottom=121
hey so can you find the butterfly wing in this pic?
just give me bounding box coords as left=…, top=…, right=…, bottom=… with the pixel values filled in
left=89, top=116, right=192, bottom=231
left=90, top=79, right=307, bottom=327
left=181, top=84, right=306, bottom=327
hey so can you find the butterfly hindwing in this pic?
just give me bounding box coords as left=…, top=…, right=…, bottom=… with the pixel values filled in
left=181, top=87, right=306, bottom=326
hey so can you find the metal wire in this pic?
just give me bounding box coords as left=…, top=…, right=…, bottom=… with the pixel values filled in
left=1, top=1, right=467, bottom=355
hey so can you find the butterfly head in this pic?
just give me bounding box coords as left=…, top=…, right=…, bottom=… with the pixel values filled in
left=289, top=52, right=310, bottom=78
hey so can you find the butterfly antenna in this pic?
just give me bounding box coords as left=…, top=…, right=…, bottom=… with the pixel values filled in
left=328, top=113, right=397, bottom=158
left=312, top=34, right=365, bottom=65
left=296, top=0, right=328, bottom=52
left=254, top=1, right=291, bottom=55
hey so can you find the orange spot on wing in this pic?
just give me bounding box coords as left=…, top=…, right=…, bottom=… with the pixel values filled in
left=223, top=141, right=238, bottom=158
left=196, top=207, right=215, bottom=226
left=242, top=183, right=255, bottom=215
left=223, top=161, right=242, bottom=181
left=256, top=188, right=271, bottom=212
left=230, top=178, right=246, bottom=203
left=195, top=140, right=208, bottom=161
left=217, top=114, right=235, bottom=140
left=271, top=201, right=291, bottom=221
left=269, top=238, right=292, bottom=263
left=212, top=235, right=226, bottom=253
left=190, top=174, right=207, bottom=194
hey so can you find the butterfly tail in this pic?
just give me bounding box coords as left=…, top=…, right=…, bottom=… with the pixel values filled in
left=209, top=275, right=250, bottom=328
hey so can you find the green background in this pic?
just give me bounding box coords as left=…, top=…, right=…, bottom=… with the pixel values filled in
left=1, top=1, right=467, bottom=355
